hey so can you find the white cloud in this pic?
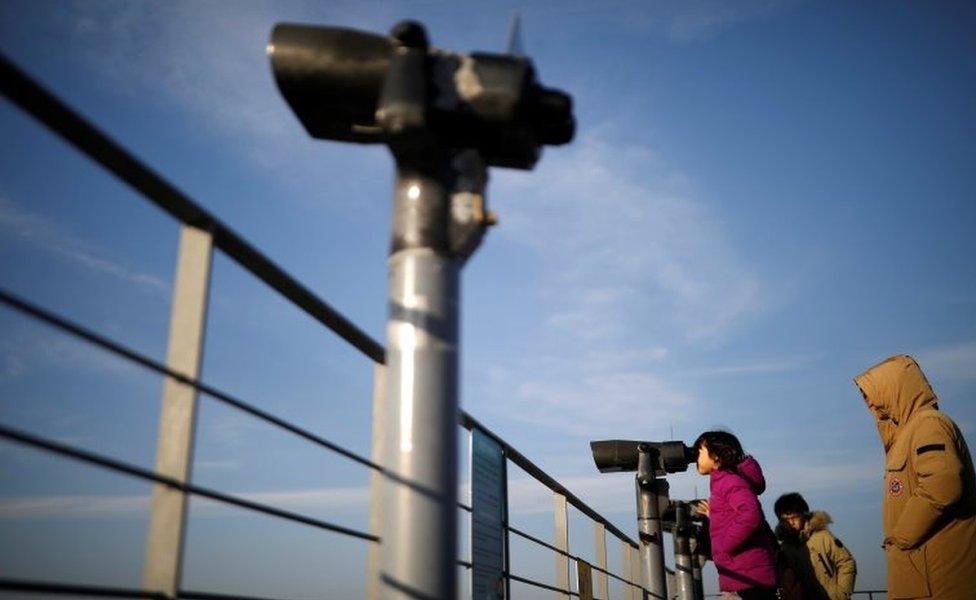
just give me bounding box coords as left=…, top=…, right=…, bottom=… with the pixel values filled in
left=195, top=459, right=241, bottom=471
left=497, top=131, right=764, bottom=345
left=0, top=477, right=620, bottom=520
left=37, top=0, right=395, bottom=202
left=0, top=484, right=369, bottom=520
left=521, top=0, right=800, bottom=43
left=0, top=353, right=26, bottom=381
left=0, top=330, right=146, bottom=383
left=0, top=197, right=170, bottom=298
left=761, top=458, right=881, bottom=494
left=681, top=355, right=816, bottom=377
left=916, top=341, right=976, bottom=382
left=0, top=493, right=149, bottom=519
left=509, top=367, right=692, bottom=438
left=506, top=474, right=636, bottom=516
left=475, top=129, right=765, bottom=436
left=664, top=0, right=802, bottom=42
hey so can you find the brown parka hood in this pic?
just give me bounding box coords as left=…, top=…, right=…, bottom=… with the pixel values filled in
left=854, top=354, right=938, bottom=451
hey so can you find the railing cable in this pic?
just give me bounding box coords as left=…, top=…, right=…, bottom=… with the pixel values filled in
left=0, top=578, right=166, bottom=599
left=505, top=572, right=579, bottom=597
left=0, top=287, right=380, bottom=472
left=0, top=422, right=379, bottom=543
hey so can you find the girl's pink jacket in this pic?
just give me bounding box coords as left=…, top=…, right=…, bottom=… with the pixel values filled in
left=708, top=455, right=778, bottom=592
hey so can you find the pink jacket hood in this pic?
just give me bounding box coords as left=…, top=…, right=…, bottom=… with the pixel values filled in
left=713, top=455, right=766, bottom=494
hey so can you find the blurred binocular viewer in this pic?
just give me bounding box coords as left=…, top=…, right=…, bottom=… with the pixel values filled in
left=268, top=21, right=574, bottom=170
left=589, top=440, right=697, bottom=477
left=662, top=499, right=709, bottom=524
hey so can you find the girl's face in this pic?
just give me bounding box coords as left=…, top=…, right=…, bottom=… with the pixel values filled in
left=696, top=444, right=719, bottom=475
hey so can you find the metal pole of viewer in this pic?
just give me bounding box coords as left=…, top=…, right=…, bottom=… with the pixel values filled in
left=636, top=447, right=670, bottom=600
left=380, top=152, right=487, bottom=597
left=673, top=503, right=696, bottom=600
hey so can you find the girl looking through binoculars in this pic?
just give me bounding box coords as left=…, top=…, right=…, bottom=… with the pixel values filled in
left=694, top=431, right=778, bottom=600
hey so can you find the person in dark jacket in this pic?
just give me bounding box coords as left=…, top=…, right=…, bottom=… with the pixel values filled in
left=694, top=431, right=778, bottom=600
left=774, top=492, right=856, bottom=600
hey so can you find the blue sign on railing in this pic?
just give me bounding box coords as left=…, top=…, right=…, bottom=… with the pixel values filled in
left=470, top=429, right=506, bottom=599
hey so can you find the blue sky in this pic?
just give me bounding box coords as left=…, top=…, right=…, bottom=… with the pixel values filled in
left=1, top=0, right=974, bottom=597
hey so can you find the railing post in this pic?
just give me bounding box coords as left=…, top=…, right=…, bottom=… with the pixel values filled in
left=142, top=224, right=213, bottom=597
left=554, top=492, right=571, bottom=598
left=366, top=363, right=387, bottom=600
left=630, top=545, right=642, bottom=600
left=621, top=541, right=633, bottom=600
left=501, top=452, right=512, bottom=600
left=593, top=523, right=608, bottom=600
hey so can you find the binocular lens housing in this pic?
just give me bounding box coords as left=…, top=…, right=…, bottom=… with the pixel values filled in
left=268, top=22, right=574, bottom=169
left=270, top=24, right=392, bottom=143
left=590, top=440, right=697, bottom=475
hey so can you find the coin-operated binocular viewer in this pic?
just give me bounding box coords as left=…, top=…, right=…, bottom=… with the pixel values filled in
left=662, top=500, right=710, bottom=600
left=269, top=20, right=574, bottom=600
left=591, top=441, right=697, bottom=599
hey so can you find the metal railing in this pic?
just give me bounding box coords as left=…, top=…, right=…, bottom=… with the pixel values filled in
left=0, top=52, right=645, bottom=599
left=705, top=593, right=885, bottom=599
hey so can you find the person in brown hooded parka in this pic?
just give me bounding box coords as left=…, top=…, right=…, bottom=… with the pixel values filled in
left=854, top=355, right=976, bottom=600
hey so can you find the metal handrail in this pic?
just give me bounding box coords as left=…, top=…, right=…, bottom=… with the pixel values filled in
left=506, top=572, right=580, bottom=597
left=508, top=525, right=634, bottom=587
left=0, top=578, right=167, bottom=599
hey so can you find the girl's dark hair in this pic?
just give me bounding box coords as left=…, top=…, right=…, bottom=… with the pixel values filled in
left=693, top=430, right=744, bottom=469
left=774, top=493, right=810, bottom=518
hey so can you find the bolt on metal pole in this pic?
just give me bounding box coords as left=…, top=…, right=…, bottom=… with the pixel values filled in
left=636, top=448, right=669, bottom=600
left=673, top=503, right=696, bottom=600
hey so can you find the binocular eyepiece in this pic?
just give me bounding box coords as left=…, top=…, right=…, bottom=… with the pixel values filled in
left=268, top=21, right=574, bottom=170
left=589, top=440, right=698, bottom=476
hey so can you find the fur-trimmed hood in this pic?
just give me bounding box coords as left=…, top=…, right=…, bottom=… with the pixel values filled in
left=776, top=511, right=833, bottom=543
left=805, top=511, right=833, bottom=536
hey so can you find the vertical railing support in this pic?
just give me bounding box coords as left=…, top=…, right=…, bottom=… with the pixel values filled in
left=630, top=546, right=642, bottom=600
left=594, top=522, right=609, bottom=600
left=501, top=451, right=512, bottom=600
left=554, top=492, right=571, bottom=598
left=621, top=542, right=634, bottom=600
left=143, top=225, right=213, bottom=597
